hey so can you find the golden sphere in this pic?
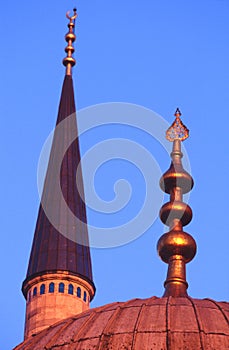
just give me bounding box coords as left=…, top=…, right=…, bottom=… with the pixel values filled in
left=160, top=201, right=192, bottom=227
left=65, top=33, right=76, bottom=43
left=157, top=230, right=196, bottom=263
left=65, top=45, right=75, bottom=53
left=160, top=162, right=194, bottom=194
left=62, top=57, right=76, bottom=67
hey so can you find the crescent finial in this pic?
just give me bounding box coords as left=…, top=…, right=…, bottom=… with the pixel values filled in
left=63, top=8, right=77, bottom=75
left=66, top=8, right=77, bottom=21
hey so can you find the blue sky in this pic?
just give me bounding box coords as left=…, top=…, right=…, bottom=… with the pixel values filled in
left=1, top=1, right=229, bottom=349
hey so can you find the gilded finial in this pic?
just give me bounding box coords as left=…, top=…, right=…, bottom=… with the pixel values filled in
left=63, top=8, right=78, bottom=76
left=166, top=108, right=189, bottom=142
left=157, top=110, right=196, bottom=297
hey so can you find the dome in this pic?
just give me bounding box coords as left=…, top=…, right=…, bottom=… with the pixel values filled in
left=14, top=296, right=229, bottom=350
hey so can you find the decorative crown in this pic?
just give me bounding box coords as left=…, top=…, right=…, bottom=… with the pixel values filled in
left=166, top=108, right=189, bottom=142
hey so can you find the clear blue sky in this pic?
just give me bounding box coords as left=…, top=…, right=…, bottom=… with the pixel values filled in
left=1, top=1, right=229, bottom=349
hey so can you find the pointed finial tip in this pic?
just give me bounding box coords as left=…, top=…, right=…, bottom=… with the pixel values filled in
left=174, top=108, right=182, bottom=117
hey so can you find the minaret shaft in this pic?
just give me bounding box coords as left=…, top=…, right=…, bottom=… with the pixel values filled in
left=22, top=10, right=95, bottom=338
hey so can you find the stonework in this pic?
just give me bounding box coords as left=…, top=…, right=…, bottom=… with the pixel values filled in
left=23, top=272, right=94, bottom=338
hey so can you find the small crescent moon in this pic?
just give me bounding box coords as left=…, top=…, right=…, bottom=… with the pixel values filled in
left=66, top=10, right=77, bottom=21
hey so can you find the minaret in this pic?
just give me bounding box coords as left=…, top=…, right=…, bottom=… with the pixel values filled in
left=22, top=9, right=95, bottom=339
left=157, top=109, right=196, bottom=297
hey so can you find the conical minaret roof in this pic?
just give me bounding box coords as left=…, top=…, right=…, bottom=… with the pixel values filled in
left=22, top=9, right=95, bottom=296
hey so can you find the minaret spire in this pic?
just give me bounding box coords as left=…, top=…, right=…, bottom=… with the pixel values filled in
left=63, top=8, right=77, bottom=76
left=22, top=9, right=95, bottom=338
left=157, top=109, right=196, bottom=297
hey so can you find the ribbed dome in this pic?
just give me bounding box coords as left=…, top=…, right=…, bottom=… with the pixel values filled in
left=14, top=296, right=229, bottom=350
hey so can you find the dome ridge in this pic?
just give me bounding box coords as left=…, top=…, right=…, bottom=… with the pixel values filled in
left=14, top=296, right=229, bottom=350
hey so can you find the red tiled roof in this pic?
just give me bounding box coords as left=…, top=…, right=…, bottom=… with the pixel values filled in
left=14, top=296, right=229, bottom=349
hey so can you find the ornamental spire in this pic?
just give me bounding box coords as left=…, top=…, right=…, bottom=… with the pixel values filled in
left=22, top=9, right=95, bottom=338
left=63, top=8, right=77, bottom=76
left=157, top=109, right=196, bottom=297
left=166, top=108, right=189, bottom=142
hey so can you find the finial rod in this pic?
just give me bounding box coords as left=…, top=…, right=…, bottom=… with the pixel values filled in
left=158, top=110, right=196, bottom=297
left=63, top=8, right=78, bottom=76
